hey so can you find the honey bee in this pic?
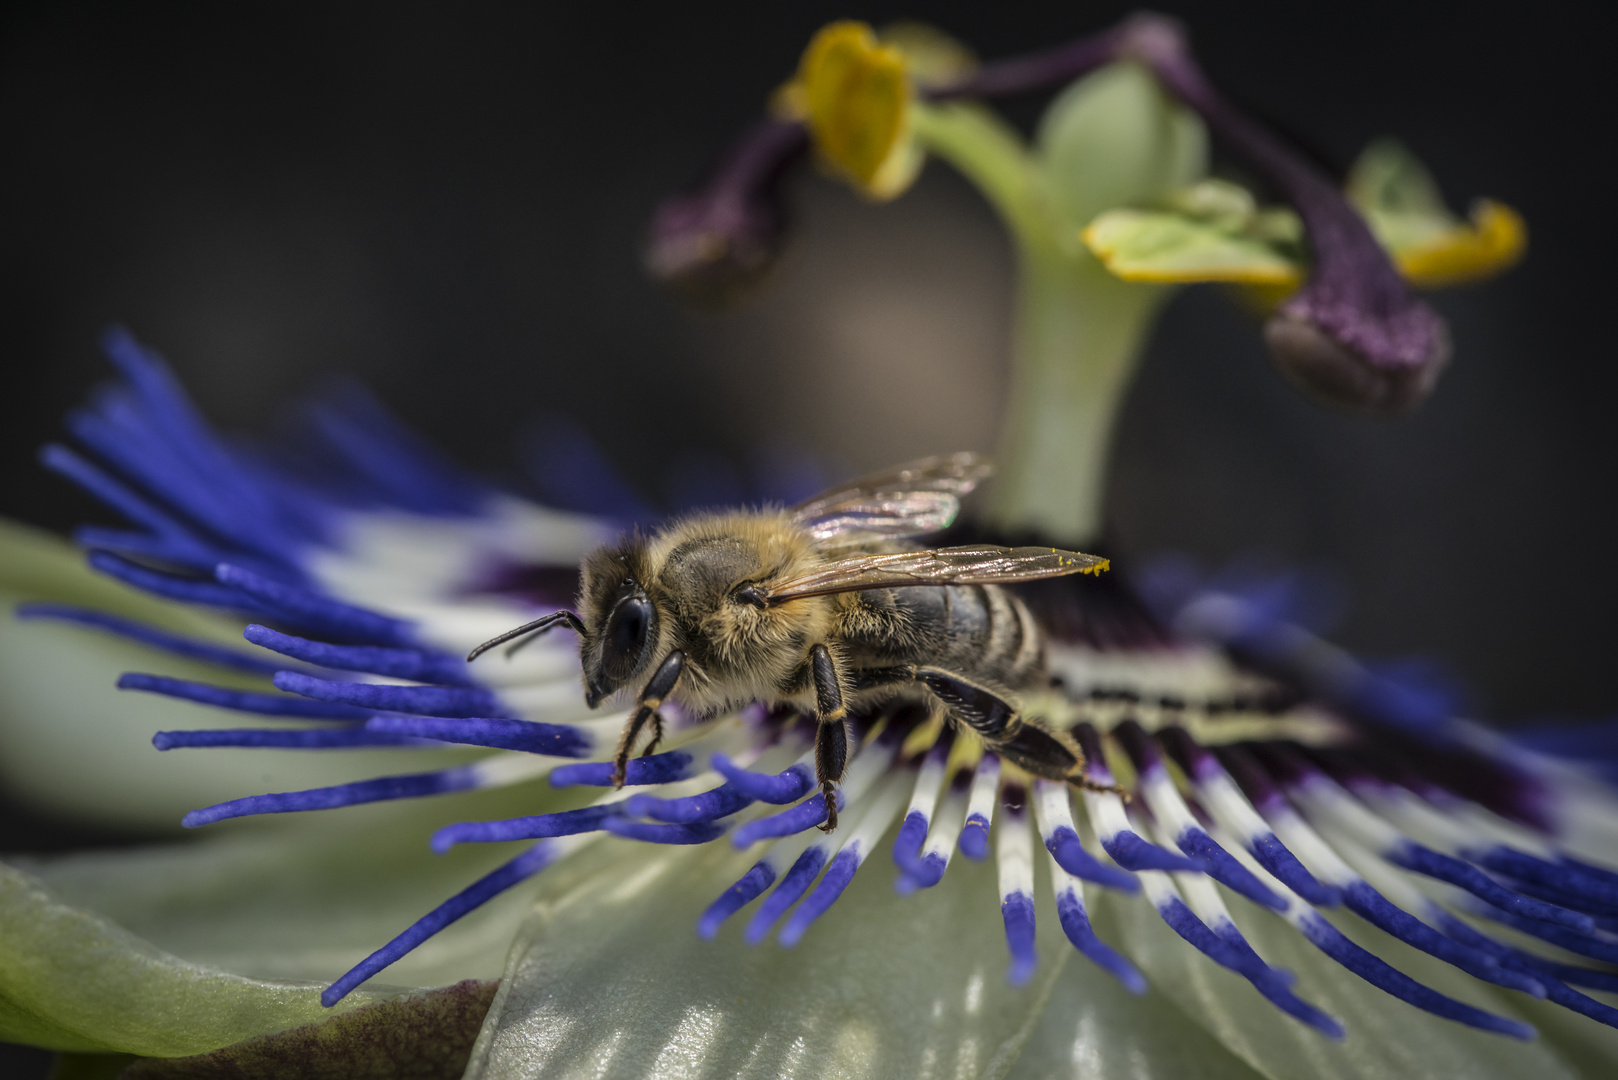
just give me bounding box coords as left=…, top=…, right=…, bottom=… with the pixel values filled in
left=467, top=453, right=1116, bottom=831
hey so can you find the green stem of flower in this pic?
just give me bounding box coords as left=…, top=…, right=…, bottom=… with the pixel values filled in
left=991, top=250, right=1167, bottom=544
left=913, top=102, right=1169, bottom=546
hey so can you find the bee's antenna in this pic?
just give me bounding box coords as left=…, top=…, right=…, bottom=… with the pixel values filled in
left=466, top=610, right=585, bottom=663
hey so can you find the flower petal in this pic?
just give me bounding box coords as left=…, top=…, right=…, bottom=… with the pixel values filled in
left=1099, top=886, right=1588, bottom=1080
left=0, top=520, right=483, bottom=830
left=13, top=787, right=573, bottom=992
left=466, top=838, right=1067, bottom=1080
left=1009, top=891, right=1265, bottom=1079
left=0, top=857, right=402, bottom=1055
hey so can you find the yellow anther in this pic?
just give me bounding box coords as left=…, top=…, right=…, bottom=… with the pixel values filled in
left=780, top=21, right=920, bottom=201
left=1393, top=199, right=1526, bottom=288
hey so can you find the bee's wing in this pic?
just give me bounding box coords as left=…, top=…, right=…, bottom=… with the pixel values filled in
left=791, top=452, right=993, bottom=543
left=764, top=544, right=1109, bottom=603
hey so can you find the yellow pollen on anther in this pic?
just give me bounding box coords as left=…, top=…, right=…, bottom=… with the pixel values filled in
left=777, top=21, right=920, bottom=201
left=1394, top=199, right=1527, bottom=288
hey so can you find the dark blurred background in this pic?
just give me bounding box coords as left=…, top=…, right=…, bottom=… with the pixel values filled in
left=1, top=0, right=1612, bottom=1072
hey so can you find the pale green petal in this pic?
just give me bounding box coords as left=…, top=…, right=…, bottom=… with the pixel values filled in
left=1083, top=209, right=1302, bottom=285
left=1099, top=887, right=1588, bottom=1080
left=467, top=838, right=1066, bottom=1080
left=0, top=519, right=478, bottom=830
left=0, top=857, right=397, bottom=1054
left=1036, top=61, right=1206, bottom=237
left=1513, top=992, right=1618, bottom=1080
left=16, top=784, right=574, bottom=988
left=1007, top=894, right=1264, bottom=1080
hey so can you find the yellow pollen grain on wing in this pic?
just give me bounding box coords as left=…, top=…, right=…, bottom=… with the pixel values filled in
left=1396, top=199, right=1527, bottom=288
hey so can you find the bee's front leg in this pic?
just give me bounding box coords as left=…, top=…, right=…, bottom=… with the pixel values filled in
left=808, top=643, right=849, bottom=833
left=611, top=650, right=684, bottom=788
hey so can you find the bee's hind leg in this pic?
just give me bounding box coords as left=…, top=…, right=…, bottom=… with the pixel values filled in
left=917, top=667, right=1124, bottom=794
left=611, top=650, right=685, bottom=788
left=809, top=644, right=850, bottom=833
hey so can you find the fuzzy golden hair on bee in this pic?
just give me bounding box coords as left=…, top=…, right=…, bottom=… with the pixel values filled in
left=470, top=452, right=1116, bottom=823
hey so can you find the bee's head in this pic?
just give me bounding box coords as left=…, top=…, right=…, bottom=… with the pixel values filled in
left=578, top=538, right=660, bottom=707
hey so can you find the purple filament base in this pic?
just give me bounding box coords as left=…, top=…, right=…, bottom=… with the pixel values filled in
left=698, top=862, right=778, bottom=939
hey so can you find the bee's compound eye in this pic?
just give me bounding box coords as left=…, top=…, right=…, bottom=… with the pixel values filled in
left=602, top=594, right=653, bottom=682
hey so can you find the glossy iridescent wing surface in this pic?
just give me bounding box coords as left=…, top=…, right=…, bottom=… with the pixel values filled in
left=763, top=545, right=1109, bottom=604
left=791, top=452, right=994, bottom=544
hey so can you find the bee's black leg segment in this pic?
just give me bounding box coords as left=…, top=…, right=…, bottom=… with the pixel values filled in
left=466, top=610, right=586, bottom=663
left=994, top=718, right=1081, bottom=782
left=809, top=644, right=849, bottom=833
left=916, top=667, right=1017, bottom=739
left=611, top=650, right=684, bottom=788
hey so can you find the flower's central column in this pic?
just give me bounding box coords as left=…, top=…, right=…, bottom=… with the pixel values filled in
left=987, top=244, right=1168, bottom=545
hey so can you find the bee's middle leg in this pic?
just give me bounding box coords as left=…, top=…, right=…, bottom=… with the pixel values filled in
left=611, top=650, right=684, bottom=788
left=809, top=643, right=849, bottom=833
